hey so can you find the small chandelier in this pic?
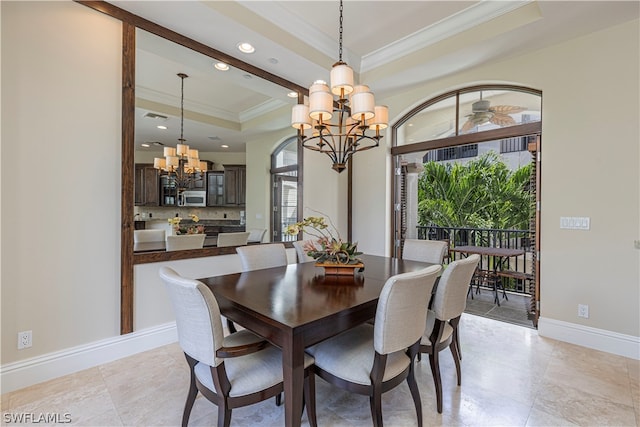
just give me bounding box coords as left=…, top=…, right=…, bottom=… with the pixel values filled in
left=291, top=0, right=388, bottom=173
left=153, top=73, right=208, bottom=191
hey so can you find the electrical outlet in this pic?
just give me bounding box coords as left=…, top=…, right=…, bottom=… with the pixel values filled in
left=18, top=330, right=32, bottom=349
left=578, top=304, right=589, bottom=319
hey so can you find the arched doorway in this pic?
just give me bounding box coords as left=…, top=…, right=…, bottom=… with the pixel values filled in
left=391, top=84, right=542, bottom=327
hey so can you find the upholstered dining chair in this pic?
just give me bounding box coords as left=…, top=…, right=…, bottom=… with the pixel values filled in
left=166, top=234, right=205, bottom=251
left=229, top=243, right=288, bottom=333
left=292, top=240, right=316, bottom=263
left=306, top=264, right=442, bottom=427
left=216, top=231, right=250, bottom=248
left=246, top=228, right=267, bottom=243
left=402, top=239, right=449, bottom=265
left=133, top=229, right=165, bottom=243
left=235, top=243, right=288, bottom=271
left=419, top=254, right=480, bottom=413
left=159, top=267, right=317, bottom=427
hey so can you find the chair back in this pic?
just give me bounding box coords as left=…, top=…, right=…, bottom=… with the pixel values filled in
left=216, top=231, right=250, bottom=247
left=159, top=267, right=223, bottom=367
left=166, top=234, right=205, bottom=251
left=292, top=240, right=316, bottom=263
left=431, top=254, right=480, bottom=321
left=247, top=228, right=267, bottom=243
left=134, top=229, right=166, bottom=243
left=374, top=264, right=442, bottom=355
left=402, top=239, right=449, bottom=264
left=236, top=243, right=287, bottom=271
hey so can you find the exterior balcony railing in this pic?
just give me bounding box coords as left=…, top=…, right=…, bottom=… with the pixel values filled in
left=416, top=225, right=534, bottom=295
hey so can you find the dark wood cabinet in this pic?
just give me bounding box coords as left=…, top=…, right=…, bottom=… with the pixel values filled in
left=134, top=164, right=159, bottom=206
left=160, top=175, right=178, bottom=206
left=223, top=165, right=246, bottom=205
left=207, top=171, right=225, bottom=206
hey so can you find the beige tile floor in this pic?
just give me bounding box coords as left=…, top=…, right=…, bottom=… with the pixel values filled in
left=2, top=314, right=639, bottom=426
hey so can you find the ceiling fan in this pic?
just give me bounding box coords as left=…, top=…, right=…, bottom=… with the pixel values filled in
left=461, top=93, right=525, bottom=133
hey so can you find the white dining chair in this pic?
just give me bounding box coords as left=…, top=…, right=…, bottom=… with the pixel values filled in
left=306, top=264, right=442, bottom=427
left=166, top=234, right=205, bottom=251
left=419, top=254, right=480, bottom=413
left=292, top=240, right=316, bottom=263
left=402, top=239, right=449, bottom=264
left=133, top=229, right=165, bottom=243
left=159, top=267, right=316, bottom=427
left=247, top=228, right=267, bottom=243
left=216, top=231, right=250, bottom=248
left=235, top=243, right=288, bottom=271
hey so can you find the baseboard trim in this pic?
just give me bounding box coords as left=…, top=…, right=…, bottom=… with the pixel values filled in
left=1, top=322, right=178, bottom=394
left=538, top=317, right=640, bottom=360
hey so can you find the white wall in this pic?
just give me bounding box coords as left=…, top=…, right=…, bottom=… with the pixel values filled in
left=1, top=2, right=122, bottom=365
left=353, top=19, right=640, bottom=346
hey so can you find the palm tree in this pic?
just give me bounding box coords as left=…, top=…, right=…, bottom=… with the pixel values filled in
left=418, top=152, right=532, bottom=231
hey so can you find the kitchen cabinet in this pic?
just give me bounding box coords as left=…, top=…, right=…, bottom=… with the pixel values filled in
left=207, top=171, right=225, bottom=206
left=223, top=165, right=246, bottom=205
left=134, top=163, right=159, bottom=206
left=160, top=175, right=178, bottom=206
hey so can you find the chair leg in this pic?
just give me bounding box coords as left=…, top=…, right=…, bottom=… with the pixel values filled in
left=226, top=318, right=237, bottom=334
left=216, top=403, right=232, bottom=427
left=369, top=389, right=383, bottom=427
left=428, top=351, right=443, bottom=414
left=449, top=341, right=462, bottom=386
left=182, top=355, right=198, bottom=427
left=407, top=361, right=423, bottom=427
left=275, top=393, right=282, bottom=406
left=304, top=372, right=317, bottom=427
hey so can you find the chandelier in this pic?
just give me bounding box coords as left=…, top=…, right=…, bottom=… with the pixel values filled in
left=154, top=73, right=208, bottom=191
left=291, top=0, right=388, bottom=173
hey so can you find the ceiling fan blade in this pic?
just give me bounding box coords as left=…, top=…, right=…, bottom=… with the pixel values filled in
left=490, top=105, right=526, bottom=114
left=490, top=113, right=516, bottom=127
left=460, top=119, right=475, bottom=133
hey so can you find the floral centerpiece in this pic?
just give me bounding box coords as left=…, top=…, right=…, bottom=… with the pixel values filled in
left=285, top=215, right=362, bottom=266
left=168, top=214, right=205, bottom=235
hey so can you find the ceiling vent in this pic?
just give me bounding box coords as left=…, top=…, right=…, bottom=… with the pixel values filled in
left=144, top=112, right=168, bottom=120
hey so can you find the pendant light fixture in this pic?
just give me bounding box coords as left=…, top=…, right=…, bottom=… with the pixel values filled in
left=291, top=0, right=388, bottom=173
left=153, top=73, right=208, bottom=191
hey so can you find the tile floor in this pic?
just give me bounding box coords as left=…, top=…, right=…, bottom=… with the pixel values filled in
left=465, top=289, right=534, bottom=329
left=2, top=314, right=638, bottom=426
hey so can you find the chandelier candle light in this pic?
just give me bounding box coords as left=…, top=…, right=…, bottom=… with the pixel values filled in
left=291, top=0, right=388, bottom=173
left=154, top=73, right=208, bottom=191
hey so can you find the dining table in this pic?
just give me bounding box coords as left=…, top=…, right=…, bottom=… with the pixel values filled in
left=197, top=254, right=436, bottom=427
left=449, top=245, right=525, bottom=304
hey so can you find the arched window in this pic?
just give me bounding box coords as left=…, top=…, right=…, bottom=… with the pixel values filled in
left=271, top=136, right=301, bottom=242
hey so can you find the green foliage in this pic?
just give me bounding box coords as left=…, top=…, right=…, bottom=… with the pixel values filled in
left=418, top=152, right=532, bottom=230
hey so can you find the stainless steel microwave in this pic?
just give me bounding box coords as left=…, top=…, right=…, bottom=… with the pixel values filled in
left=178, top=190, right=206, bottom=207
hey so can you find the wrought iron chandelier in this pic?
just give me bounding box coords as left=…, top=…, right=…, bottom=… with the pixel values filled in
left=153, top=73, right=208, bottom=191
left=291, top=0, right=388, bottom=173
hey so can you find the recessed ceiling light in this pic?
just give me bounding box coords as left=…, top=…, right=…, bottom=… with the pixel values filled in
left=214, top=62, right=229, bottom=71
left=221, top=144, right=229, bottom=149
left=243, top=74, right=253, bottom=80
left=287, top=92, right=298, bottom=98
left=141, top=143, right=150, bottom=148
left=408, top=123, right=413, bottom=127
left=237, top=42, right=255, bottom=54
left=157, top=125, right=167, bottom=130
left=268, top=57, right=279, bottom=64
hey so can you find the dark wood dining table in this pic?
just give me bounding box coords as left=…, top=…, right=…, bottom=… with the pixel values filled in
left=198, top=254, right=436, bottom=427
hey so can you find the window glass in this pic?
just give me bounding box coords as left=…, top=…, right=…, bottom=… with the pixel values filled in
left=458, top=90, right=541, bottom=134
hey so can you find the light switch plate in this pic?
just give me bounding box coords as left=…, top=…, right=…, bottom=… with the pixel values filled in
left=560, top=216, right=590, bottom=230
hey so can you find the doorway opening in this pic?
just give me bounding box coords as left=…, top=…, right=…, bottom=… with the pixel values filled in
left=391, top=85, right=541, bottom=328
